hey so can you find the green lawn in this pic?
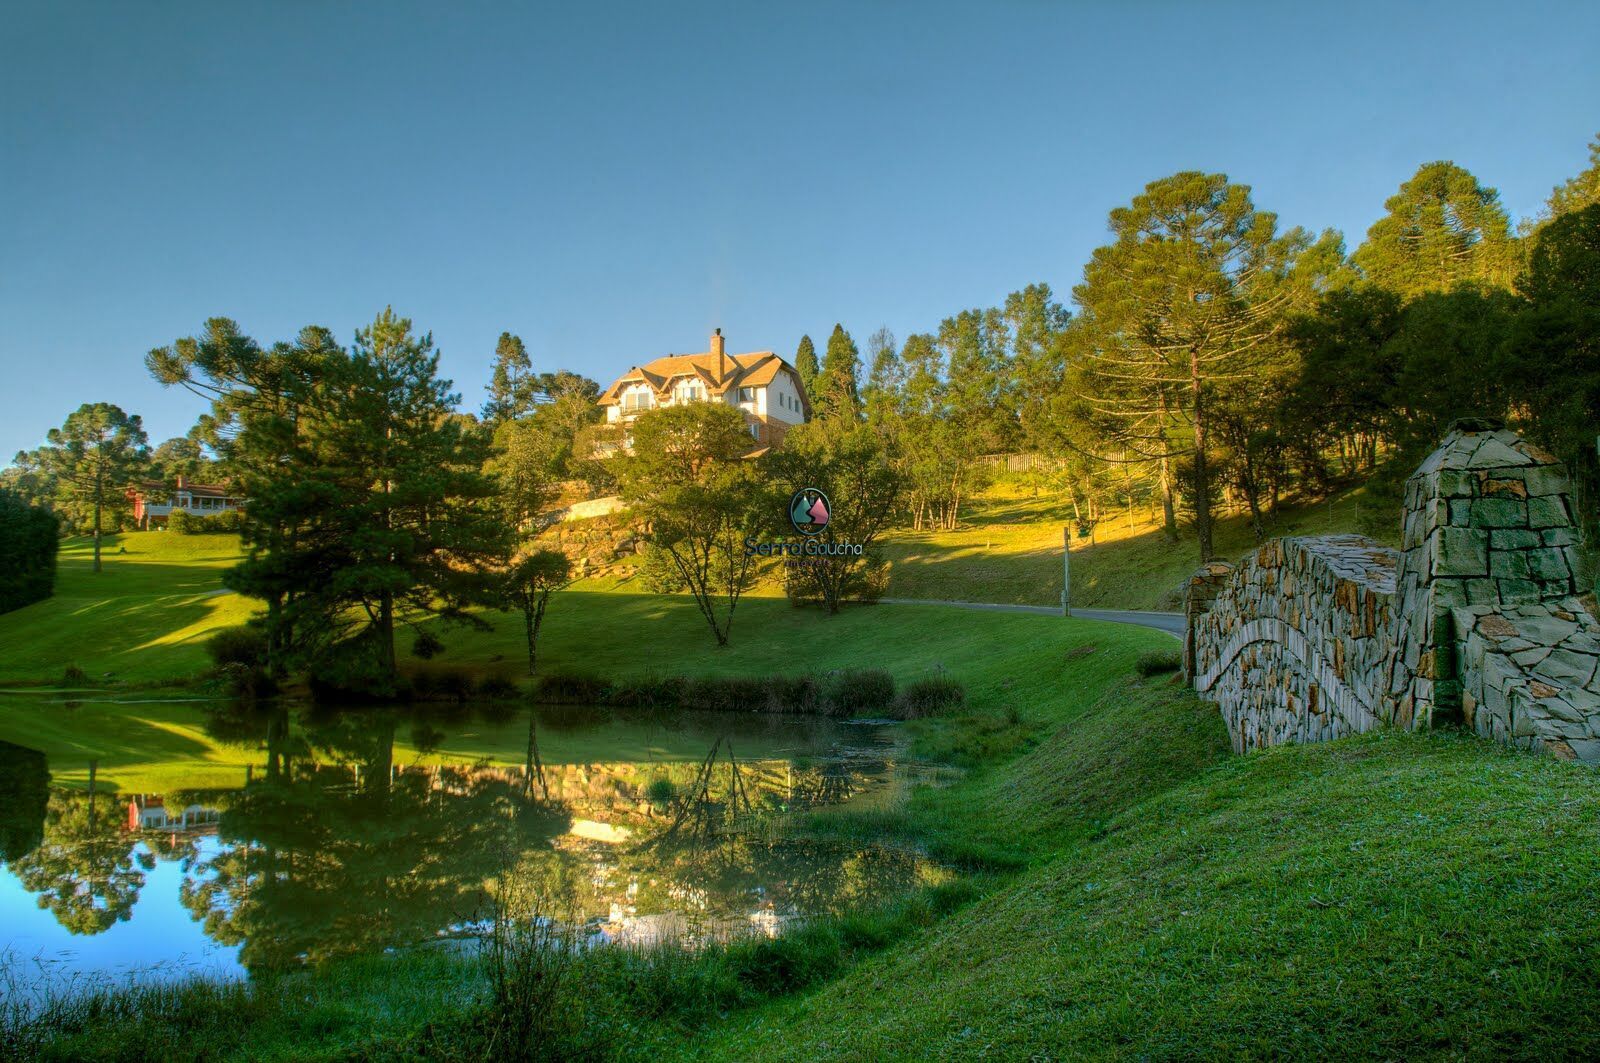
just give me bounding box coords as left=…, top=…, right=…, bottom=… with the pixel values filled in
left=0, top=532, right=255, bottom=685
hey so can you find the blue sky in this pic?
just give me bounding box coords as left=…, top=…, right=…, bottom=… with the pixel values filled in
left=2, top=1, right=1597, bottom=460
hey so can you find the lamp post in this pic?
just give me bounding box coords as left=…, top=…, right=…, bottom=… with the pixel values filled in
left=1061, top=525, right=1071, bottom=617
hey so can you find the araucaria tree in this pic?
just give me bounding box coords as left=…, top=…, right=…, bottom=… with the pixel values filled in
left=21, top=403, right=149, bottom=572
left=1073, top=171, right=1340, bottom=561
left=617, top=403, right=774, bottom=646
left=1352, top=161, right=1517, bottom=297
left=482, top=331, right=536, bottom=425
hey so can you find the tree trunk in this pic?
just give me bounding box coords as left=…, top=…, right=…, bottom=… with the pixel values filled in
left=93, top=467, right=103, bottom=573
left=378, top=590, right=395, bottom=678
left=1159, top=454, right=1178, bottom=543
left=1190, top=349, right=1213, bottom=561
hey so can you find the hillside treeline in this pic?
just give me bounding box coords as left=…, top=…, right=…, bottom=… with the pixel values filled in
left=814, top=136, right=1600, bottom=560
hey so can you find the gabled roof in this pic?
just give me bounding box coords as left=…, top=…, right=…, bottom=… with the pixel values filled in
left=131, top=480, right=241, bottom=500
left=599, top=349, right=808, bottom=413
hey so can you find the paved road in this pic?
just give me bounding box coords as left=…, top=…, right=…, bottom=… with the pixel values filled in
left=876, top=598, right=1184, bottom=637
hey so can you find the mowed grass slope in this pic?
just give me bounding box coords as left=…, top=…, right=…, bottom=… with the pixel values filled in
left=0, top=532, right=255, bottom=685
left=881, top=480, right=1397, bottom=610
left=689, top=725, right=1600, bottom=1061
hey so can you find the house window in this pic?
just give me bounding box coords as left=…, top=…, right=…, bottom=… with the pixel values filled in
left=749, top=423, right=761, bottom=440
left=681, top=384, right=703, bottom=401
left=738, top=387, right=755, bottom=403
left=624, top=391, right=654, bottom=411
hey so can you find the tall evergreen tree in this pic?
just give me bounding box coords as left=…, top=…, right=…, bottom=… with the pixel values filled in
left=482, top=331, right=535, bottom=424
left=1074, top=172, right=1338, bottom=561
left=1353, top=161, right=1517, bottom=297
left=794, top=334, right=819, bottom=404
left=22, top=404, right=149, bottom=572
left=862, top=327, right=906, bottom=427
left=313, top=308, right=508, bottom=681
left=817, top=324, right=863, bottom=421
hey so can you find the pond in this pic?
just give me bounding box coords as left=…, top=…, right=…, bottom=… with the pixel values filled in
left=0, top=694, right=951, bottom=990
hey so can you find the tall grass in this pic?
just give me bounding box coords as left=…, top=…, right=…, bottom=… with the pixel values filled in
left=533, top=668, right=957, bottom=720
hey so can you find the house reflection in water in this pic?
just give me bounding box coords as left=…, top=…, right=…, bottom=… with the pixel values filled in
left=125, top=795, right=222, bottom=835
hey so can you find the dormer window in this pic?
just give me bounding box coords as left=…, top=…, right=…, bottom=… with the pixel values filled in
left=738, top=387, right=755, bottom=403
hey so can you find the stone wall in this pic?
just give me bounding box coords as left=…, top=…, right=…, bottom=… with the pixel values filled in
left=1187, top=421, right=1600, bottom=762
left=1188, top=536, right=1398, bottom=753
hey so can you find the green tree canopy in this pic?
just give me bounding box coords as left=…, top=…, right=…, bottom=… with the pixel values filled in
left=816, top=325, right=862, bottom=421
left=1353, top=161, right=1517, bottom=297
left=793, top=334, right=819, bottom=404
left=1546, top=132, right=1600, bottom=221
left=482, top=331, right=536, bottom=424
left=20, top=403, right=149, bottom=572
left=616, top=403, right=775, bottom=646
left=1073, top=171, right=1338, bottom=560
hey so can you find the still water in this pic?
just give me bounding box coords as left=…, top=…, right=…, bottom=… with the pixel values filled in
left=0, top=695, right=947, bottom=988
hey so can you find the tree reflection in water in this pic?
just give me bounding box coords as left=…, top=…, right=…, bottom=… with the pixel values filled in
left=9, top=761, right=149, bottom=935
left=1, top=702, right=935, bottom=966
left=180, top=705, right=571, bottom=973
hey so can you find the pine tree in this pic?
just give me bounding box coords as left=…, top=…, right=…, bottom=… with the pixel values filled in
left=314, top=308, right=508, bottom=681
left=482, top=332, right=535, bottom=424
left=817, top=324, right=862, bottom=421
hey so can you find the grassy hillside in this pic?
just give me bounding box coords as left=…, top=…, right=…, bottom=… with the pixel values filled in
left=689, top=720, right=1600, bottom=1061
left=881, top=479, right=1397, bottom=610
left=0, top=479, right=1391, bottom=689
left=0, top=532, right=254, bottom=685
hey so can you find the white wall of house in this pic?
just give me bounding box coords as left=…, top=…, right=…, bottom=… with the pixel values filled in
left=610, top=382, right=658, bottom=421
left=764, top=370, right=806, bottom=424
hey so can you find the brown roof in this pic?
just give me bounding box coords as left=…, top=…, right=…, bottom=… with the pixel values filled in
left=599, top=349, right=809, bottom=414
left=133, top=480, right=241, bottom=500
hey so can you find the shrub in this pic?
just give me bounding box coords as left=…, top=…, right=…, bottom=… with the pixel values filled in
left=215, top=662, right=276, bottom=699
left=1135, top=649, right=1183, bottom=677
left=411, top=631, right=445, bottom=660
left=644, top=777, right=677, bottom=805
left=476, top=675, right=521, bottom=701
left=207, top=625, right=266, bottom=668
left=0, top=488, right=59, bottom=614
left=61, top=664, right=89, bottom=686
left=434, top=668, right=476, bottom=703
left=893, top=675, right=966, bottom=719
left=611, top=674, right=686, bottom=710
left=168, top=508, right=244, bottom=535
left=823, top=669, right=896, bottom=717
left=638, top=545, right=686, bottom=594
left=763, top=675, right=821, bottom=714
left=683, top=675, right=767, bottom=713
left=535, top=671, right=611, bottom=704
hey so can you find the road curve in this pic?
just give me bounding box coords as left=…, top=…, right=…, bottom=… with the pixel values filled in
left=875, top=598, right=1184, bottom=637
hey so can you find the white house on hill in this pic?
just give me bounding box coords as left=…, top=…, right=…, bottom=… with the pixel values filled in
left=597, top=329, right=811, bottom=451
